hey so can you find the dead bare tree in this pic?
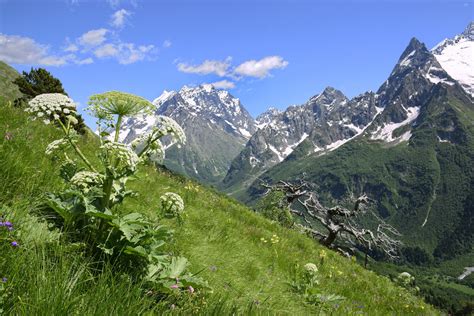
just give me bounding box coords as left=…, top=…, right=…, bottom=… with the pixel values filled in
left=262, top=179, right=402, bottom=260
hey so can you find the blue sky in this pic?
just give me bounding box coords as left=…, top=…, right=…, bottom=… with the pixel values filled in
left=0, top=0, right=472, bottom=126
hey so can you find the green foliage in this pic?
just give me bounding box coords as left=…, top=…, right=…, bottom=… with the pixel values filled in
left=13, top=68, right=66, bottom=98
left=0, top=61, right=22, bottom=103
left=395, top=272, right=420, bottom=294
left=402, top=246, right=433, bottom=265
left=255, top=189, right=294, bottom=228
left=289, top=263, right=345, bottom=314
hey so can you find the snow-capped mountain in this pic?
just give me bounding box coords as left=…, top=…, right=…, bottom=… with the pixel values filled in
left=222, top=87, right=381, bottom=191
left=432, top=21, right=474, bottom=96
left=223, top=28, right=472, bottom=195
left=363, top=37, right=458, bottom=143
left=118, top=84, right=256, bottom=184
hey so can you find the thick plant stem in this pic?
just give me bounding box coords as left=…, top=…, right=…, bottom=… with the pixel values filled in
left=58, top=121, right=97, bottom=172
left=114, top=115, right=123, bottom=143
left=101, top=170, right=114, bottom=209
left=102, top=115, right=123, bottom=209
left=137, top=131, right=164, bottom=157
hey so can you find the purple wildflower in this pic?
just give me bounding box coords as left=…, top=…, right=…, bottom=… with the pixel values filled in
left=188, top=286, right=194, bottom=294
left=4, top=221, right=12, bottom=228
left=1, top=277, right=7, bottom=283
left=170, top=284, right=179, bottom=289
left=11, top=241, right=18, bottom=247
left=8, top=227, right=13, bottom=231
left=0, top=222, right=3, bottom=227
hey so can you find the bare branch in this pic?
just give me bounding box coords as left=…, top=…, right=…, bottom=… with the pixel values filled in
left=260, top=179, right=402, bottom=260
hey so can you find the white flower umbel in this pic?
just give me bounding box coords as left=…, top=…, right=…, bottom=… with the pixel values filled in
left=156, top=116, right=186, bottom=146
left=70, top=171, right=104, bottom=193
left=101, top=142, right=139, bottom=173
left=131, top=133, right=165, bottom=163
left=45, top=138, right=69, bottom=155
left=26, top=93, right=77, bottom=125
left=304, top=263, right=318, bottom=274
left=397, top=272, right=415, bottom=286
left=45, top=130, right=79, bottom=155
left=160, top=192, right=185, bottom=217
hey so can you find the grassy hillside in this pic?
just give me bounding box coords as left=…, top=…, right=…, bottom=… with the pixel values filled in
left=0, top=61, right=22, bottom=103
left=0, top=102, right=437, bottom=314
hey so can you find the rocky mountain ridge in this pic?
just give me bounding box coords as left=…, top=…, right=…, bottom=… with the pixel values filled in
left=118, top=84, right=256, bottom=184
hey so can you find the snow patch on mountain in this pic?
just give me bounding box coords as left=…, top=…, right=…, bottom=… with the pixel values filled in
left=268, top=144, right=284, bottom=162
left=400, top=50, right=416, bottom=67
left=371, top=106, right=420, bottom=142
left=153, top=90, right=176, bottom=106
left=432, top=22, right=474, bottom=96
left=282, top=132, right=309, bottom=156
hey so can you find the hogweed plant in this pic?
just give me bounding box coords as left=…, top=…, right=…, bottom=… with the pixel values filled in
left=26, top=92, right=206, bottom=294
left=289, top=263, right=345, bottom=314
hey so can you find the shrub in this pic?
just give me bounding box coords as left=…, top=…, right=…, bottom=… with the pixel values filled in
left=255, top=189, right=294, bottom=228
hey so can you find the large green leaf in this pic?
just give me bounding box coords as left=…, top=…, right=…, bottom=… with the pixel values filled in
left=84, top=205, right=115, bottom=220
left=161, top=256, right=188, bottom=279
left=112, top=212, right=148, bottom=242
left=45, top=193, right=73, bottom=224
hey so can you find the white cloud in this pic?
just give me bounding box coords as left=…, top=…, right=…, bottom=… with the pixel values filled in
left=118, top=43, right=156, bottom=64
left=94, top=43, right=119, bottom=58
left=106, top=0, right=121, bottom=7
left=209, top=80, right=235, bottom=89
left=64, top=43, right=78, bottom=52
left=110, top=9, right=131, bottom=28
left=75, top=57, right=94, bottom=65
left=0, top=34, right=67, bottom=66
left=234, top=56, right=288, bottom=78
left=94, top=42, right=156, bottom=64
left=163, top=40, right=172, bottom=48
left=176, top=55, right=288, bottom=81
left=78, top=28, right=108, bottom=47
left=106, top=0, right=138, bottom=8
left=177, top=57, right=231, bottom=77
